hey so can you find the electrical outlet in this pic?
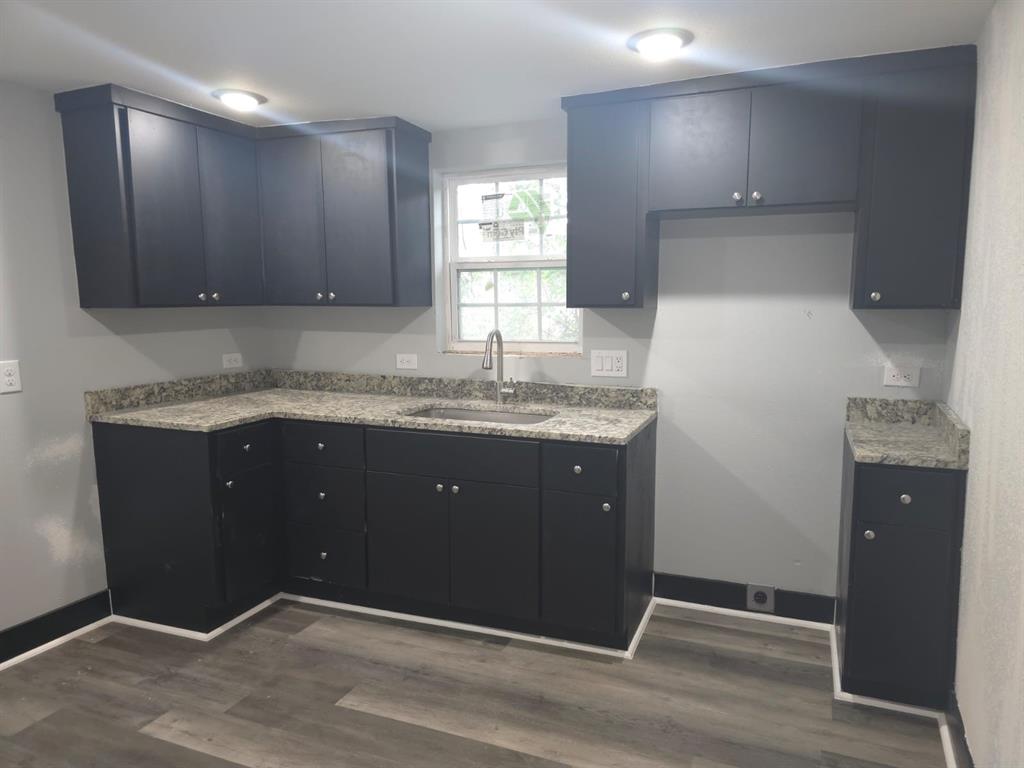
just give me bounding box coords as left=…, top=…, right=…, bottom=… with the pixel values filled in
left=1, top=360, right=22, bottom=394
left=883, top=364, right=920, bottom=388
left=222, top=353, right=243, bottom=370
left=396, top=353, right=418, bottom=370
left=590, top=349, right=627, bottom=378
left=746, top=584, right=776, bottom=613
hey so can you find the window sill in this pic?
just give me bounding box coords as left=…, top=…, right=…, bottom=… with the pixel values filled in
left=443, top=349, right=583, bottom=359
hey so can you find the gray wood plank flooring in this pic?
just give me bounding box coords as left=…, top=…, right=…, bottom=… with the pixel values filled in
left=0, top=601, right=946, bottom=767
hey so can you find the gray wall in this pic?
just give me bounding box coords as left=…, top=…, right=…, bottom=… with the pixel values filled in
left=946, top=0, right=1023, bottom=762
left=0, top=81, right=269, bottom=630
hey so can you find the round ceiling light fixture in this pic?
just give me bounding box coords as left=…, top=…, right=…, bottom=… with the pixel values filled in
left=627, top=28, right=694, bottom=62
left=212, top=88, right=267, bottom=112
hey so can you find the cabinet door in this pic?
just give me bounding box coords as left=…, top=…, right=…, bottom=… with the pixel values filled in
left=844, top=522, right=954, bottom=704
left=542, top=490, right=618, bottom=634
left=197, top=128, right=263, bottom=305
left=322, top=130, right=395, bottom=305
left=258, top=136, right=327, bottom=305
left=747, top=82, right=861, bottom=207
left=566, top=101, right=643, bottom=307
left=219, top=467, right=279, bottom=605
left=366, top=471, right=450, bottom=604
left=853, top=65, right=973, bottom=308
left=125, top=109, right=206, bottom=306
left=451, top=481, right=539, bottom=620
left=649, top=89, right=752, bottom=211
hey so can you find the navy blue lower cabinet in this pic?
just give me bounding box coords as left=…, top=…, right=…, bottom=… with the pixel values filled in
left=836, top=444, right=966, bottom=708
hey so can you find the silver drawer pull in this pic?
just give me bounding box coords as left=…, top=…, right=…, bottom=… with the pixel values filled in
left=318, top=491, right=326, bottom=501
left=320, top=551, right=327, bottom=560
left=316, top=442, right=326, bottom=451
left=864, top=529, right=876, bottom=541
left=899, top=493, right=912, bottom=505
left=242, top=443, right=252, bottom=452
left=435, top=483, right=445, bottom=493
left=451, top=485, right=460, bottom=495
left=573, top=465, right=583, bottom=475
left=602, top=503, right=611, bottom=512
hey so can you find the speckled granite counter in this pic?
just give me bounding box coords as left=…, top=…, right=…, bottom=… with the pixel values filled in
left=88, top=379, right=657, bottom=445
left=845, top=397, right=969, bottom=470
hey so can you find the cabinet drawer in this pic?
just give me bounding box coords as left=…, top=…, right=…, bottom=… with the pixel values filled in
left=282, top=421, right=364, bottom=468
left=285, top=463, right=365, bottom=531
left=854, top=464, right=961, bottom=531
left=286, top=524, right=366, bottom=587
left=366, top=429, right=539, bottom=487
left=542, top=443, right=619, bottom=497
left=216, top=421, right=274, bottom=478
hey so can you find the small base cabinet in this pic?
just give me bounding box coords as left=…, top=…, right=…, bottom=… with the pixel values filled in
left=92, top=418, right=656, bottom=649
left=835, top=441, right=966, bottom=708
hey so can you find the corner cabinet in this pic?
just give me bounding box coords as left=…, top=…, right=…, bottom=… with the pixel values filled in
left=55, top=85, right=431, bottom=308
left=562, top=46, right=976, bottom=310
left=835, top=445, right=966, bottom=708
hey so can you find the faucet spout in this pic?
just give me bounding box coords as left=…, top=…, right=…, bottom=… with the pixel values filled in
left=482, top=329, right=513, bottom=404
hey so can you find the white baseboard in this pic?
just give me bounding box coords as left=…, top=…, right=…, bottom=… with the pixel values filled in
left=652, top=597, right=832, bottom=631
left=110, top=593, right=283, bottom=642
left=0, top=616, right=114, bottom=673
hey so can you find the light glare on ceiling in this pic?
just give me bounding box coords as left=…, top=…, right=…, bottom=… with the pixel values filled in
left=212, top=89, right=266, bottom=112
left=628, top=28, right=694, bottom=62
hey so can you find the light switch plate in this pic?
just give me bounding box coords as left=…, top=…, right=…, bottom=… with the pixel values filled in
left=222, top=353, right=243, bottom=370
left=1, top=360, right=22, bottom=394
left=883, top=364, right=920, bottom=388
left=590, top=349, right=627, bottom=378
left=396, top=353, right=418, bottom=370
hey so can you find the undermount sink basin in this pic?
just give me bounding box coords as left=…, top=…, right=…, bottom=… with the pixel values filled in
left=408, top=407, right=553, bottom=425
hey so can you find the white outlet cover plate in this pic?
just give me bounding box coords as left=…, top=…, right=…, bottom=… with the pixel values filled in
left=222, top=353, right=243, bottom=369
left=1, top=360, right=22, bottom=394
left=396, top=353, right=418, bottom=370
left=591, top=350, right=627, bottom=378
left=883, top=364, right=920, bottom=388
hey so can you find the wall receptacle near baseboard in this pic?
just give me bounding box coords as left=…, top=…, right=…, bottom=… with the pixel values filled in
left=746, top=584, right=776, bottom=613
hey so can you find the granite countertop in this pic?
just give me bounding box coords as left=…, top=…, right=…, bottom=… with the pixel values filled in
left=844, top=397, right=969, bottom=470
left=90, top=388, right=657, bottom=445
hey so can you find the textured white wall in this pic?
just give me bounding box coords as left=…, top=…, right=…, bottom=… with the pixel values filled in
left=0, top=81, right=270, bottom=630
left=946, top=1, right=1024, bottom=764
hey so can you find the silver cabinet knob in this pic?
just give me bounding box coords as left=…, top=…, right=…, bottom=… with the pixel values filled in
left=318, top=491, right=326, bottom=501
left=899, top=493, right=912, bottom=505
left=451, top=485, right=460, bottom=495
left=316, top=442, right=326, bottom=451
left=621, top=291, right=631, bottom=302
left=315, top=292, right=324, bottom=301
left=602, top=503, right=611, bottom=512
left=225, top=480, right=234, bottom=489
left=320, top=552, right=327, bottom=560
left=751, top=190, right=763, bottom=202
left=870, top=291, right=882, bottom=302
left=328, top=292, right=336, bottom=301
left=242, top=443, right=252, bottom=453
left=211, top=292, right=221, bottom=301
left=573, top=465, right=583, bottom=475
left=864, top=529, right=876, bottom=541
left=197, top=292, right=207, bottom=302
left=731, top=191, right=743, bottom=202
left=435, top=483, right=445, bottom=493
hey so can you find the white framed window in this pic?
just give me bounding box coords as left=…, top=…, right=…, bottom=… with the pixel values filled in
left=442, top=166, right=580, bottom=355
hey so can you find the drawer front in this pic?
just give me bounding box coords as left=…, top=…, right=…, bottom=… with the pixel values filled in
left=216, top=421, right=275, bottom=478
left=854, top=464, right=961, bottom=531
left=285, top=463, right=365, bottom=531
left=282, top=421, right=364, bottom=468
left=287, top=524, right=366, bottom=588
left=542, top=443, right=619, bottom=497
left=366, top=428, right=539, bottom=487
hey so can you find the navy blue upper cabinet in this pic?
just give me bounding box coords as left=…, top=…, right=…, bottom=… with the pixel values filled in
left=197, top=128, right=264, bottom=306
left=649, top=90, right=752, bottom=211
left=562, top=45, right=975, bottom=309
left=258, top=136, right=328, bottom=306
left=55, top=85, right=431, bottom=308
left=851, top=65, right=974, bottom=309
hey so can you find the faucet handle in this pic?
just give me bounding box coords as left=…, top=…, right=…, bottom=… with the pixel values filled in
left=500, top=377, right=516, bottom=396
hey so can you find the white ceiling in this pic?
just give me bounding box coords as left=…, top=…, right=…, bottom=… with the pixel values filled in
left=0, top=0, right=993, bottom=132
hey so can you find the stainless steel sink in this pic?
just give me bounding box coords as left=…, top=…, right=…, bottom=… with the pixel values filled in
left=407, top=407, right=553, bottom=425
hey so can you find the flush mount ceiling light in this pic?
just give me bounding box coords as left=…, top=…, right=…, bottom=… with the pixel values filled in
left=627, top=28, right=694, bottom=62
left=211, top=88, right=267, bottom=112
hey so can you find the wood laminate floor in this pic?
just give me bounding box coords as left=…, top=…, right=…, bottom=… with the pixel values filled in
left=0, top=601, right=946, bottom=767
